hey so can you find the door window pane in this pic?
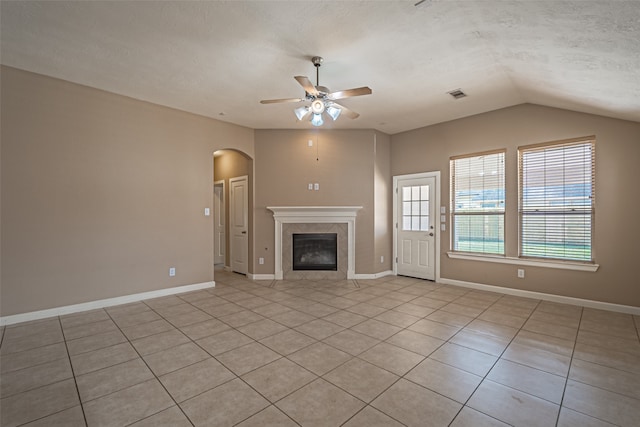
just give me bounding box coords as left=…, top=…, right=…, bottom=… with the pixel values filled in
left=403, top=187, right=411, bottom=200
left=402, top=184, right=430, bottom=231
left=403, top=216, right=412, bottom=230
left=421, top=185, right=429, bottom=200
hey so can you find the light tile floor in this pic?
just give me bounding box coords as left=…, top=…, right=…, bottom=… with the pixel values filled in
left=2, top=271, right=640, bottom=426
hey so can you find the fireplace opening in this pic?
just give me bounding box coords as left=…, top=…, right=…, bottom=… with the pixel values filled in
left=292, top=233, right=338, bottom=271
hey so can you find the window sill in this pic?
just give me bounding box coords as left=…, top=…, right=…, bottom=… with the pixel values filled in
left=446, top=252, right=599, bottom=272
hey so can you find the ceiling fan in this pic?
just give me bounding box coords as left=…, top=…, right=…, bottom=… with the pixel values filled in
left=260, top=56, right=372, bottom=126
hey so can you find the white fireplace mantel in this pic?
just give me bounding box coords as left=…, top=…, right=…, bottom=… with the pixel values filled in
left=267, top=206, right=362, bottom=280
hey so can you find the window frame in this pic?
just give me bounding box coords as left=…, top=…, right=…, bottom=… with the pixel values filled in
left=518, top=137, right=595, bottom=263
left=450, top=149, right=506, bottom=256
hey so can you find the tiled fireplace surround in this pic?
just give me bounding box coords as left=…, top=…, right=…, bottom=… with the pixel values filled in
left=267, top=206, right=362, bottom=281
left=283, top=223, right=348, bottom=280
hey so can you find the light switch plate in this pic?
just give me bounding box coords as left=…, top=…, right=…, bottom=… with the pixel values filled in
left=204, top=208, right=210, bottom=216
left=440, top=224, right=446, bottom=231
left=440, top=206, right=446, bottom=214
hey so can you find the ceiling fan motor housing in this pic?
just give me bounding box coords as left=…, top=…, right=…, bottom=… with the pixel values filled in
left=315, top=86, right=330, bottom=95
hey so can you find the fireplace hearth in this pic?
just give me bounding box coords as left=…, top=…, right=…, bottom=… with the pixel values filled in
left=293, top=233, right=338, bottom=271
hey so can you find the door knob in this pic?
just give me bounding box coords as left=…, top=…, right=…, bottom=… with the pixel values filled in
left=429, top=232, right=434, bottom=236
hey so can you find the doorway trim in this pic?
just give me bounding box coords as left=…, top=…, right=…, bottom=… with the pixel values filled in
left=393, top=171, right=441, bottom=282
left=213, top=180, right=226, bottom=267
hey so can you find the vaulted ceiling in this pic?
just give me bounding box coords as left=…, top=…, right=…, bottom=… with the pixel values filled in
left=2, top=1, right=639, bottom=134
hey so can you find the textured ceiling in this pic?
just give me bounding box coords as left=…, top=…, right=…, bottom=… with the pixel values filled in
left=2, top=1, right=639, bottom=134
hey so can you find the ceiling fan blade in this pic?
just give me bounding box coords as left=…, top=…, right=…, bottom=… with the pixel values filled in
left=294, top=76, right=319, bottom=96
left=328, top=86, right=372, bottom=100
left=260, top=98, right=304, bottom=104
left=333, top=102, right=360, bottom=119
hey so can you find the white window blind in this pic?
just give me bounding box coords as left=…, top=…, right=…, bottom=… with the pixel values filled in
left=519, top=139, right=595, bottom=261
left=451, top=150, right=505, bottom=255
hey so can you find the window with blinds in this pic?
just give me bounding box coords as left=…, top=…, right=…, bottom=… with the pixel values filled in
left=451, top=150, right=505, bottom=255
left=519, top=139, right=595, bottom=261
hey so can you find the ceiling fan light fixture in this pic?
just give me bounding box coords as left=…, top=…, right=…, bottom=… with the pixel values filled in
left=310, top=113, right=324, bottom=127
left=326, top=105, right=341, bottom=121
left=310, top=99, right=325, bottom=114
left=294, top=106, right=311, bottom=121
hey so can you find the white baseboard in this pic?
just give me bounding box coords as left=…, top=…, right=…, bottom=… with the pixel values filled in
left=248, top=274, right=276, bottom=280
left=354, top=270, right=395, bottom=280
left=439, top=277, right=640, bottom=316
left=0, top=281, right=216, bottom=326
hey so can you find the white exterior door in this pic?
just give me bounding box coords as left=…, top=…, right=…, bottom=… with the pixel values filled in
left=213, top=181, right=225, bottom=265
left=396, top=175, right=437, bottom=280
left=230, top=176, right=248, bottom=274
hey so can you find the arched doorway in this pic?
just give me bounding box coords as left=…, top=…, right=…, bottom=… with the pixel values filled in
left=213, top=149, right=253, bottom=275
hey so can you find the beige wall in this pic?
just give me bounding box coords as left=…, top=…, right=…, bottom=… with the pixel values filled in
left=213, top=150, right=253, bottom=269
left=2, top=65, right=638, bottom=316
left=253, top=129, right=391, bottom=276
left=374, top=131, right=392, bottom=274
left=1, top=66, right=254, bottom=316
left=391, top=104, right=640, bottom=307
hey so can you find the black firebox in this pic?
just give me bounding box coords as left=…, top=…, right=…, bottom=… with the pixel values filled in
left=292, top=233, right=338, bottom=271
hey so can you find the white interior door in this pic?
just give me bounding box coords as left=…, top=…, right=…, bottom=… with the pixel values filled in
left=396, top=175, right=436, bottom=280
left=213, top=181, right=225, bottom=265
left=230, top=176, right=248, bottom=274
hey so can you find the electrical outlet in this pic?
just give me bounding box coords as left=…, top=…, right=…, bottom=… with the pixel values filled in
left=517, top=268, right=525, bottom=278
left=308, top=183, right=313, bottom=190
left=169, top=267, right=176, bottom=277
left=259, top=257, right=264, bottom=265
left=314, top=183, right=319, bottom=191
